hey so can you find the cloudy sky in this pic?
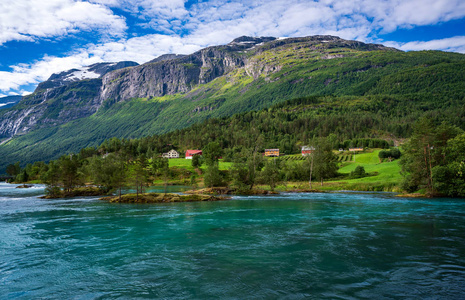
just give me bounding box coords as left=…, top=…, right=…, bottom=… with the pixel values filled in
left=1, top=0, right=465, bottom=97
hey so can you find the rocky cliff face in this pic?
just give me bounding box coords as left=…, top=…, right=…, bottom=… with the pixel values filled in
left=98, top=35, right=393, bottom=103
left=98, top=37, right=275, bottom=102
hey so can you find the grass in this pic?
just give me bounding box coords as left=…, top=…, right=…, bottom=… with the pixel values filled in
left=168, top=158, right=233, bottom=171
left=167, top=150, right=402, bottom=192
left=327, top=149, right=402, bottom=191
left=266, top=149, right=403, bottom=192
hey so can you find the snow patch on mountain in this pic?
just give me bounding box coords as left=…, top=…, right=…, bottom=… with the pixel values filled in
left=64, top=68, right=101, bottom=81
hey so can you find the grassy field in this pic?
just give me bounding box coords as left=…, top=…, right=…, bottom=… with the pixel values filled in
left=264, top=149, right=403, bottom=192
left=168, top=158, right=233, bottom=171
left=167, top=150, right=402, bottom=192
left=324, top=149, right=402, bottom=191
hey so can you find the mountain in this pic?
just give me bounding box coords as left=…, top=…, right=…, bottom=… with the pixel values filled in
left=0, top=61, right=138, bottom=138
left=0, top=96, right=22, bottom=110
left=0, top=35, right=464, bottom=169
left=37, top=61, right=139, bottom=90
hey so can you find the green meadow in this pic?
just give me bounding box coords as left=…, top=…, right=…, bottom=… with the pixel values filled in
left=270, top=149, right=403, bottom=192
left=168, top=158, right=233, bottom=171
left=326, top=149, right=402, bottom=191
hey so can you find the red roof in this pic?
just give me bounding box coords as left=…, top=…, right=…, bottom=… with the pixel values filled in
left=186, top=150, right=202, bottom=157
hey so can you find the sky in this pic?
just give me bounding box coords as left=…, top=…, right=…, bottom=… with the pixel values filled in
left=1, top=0, right=465, bottom=97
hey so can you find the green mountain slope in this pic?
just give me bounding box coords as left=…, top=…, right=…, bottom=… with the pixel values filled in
left=1, top=36, right=465, bottom=169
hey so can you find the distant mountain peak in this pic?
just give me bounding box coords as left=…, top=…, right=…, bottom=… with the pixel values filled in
left=148, top=54, right=186, bottom=64
left=37, top=61, right=139, bottom=91
left=229, top=36, right=276, bottom=45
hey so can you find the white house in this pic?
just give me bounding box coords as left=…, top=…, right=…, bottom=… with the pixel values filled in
left=162, top=149, right=179, bottom=159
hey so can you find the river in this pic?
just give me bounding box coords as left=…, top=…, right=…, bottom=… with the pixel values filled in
left=1, top=182, right=464, bottom=299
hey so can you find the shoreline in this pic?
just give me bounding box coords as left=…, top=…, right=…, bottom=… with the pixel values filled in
left=6, top=182, right=435, bottom=199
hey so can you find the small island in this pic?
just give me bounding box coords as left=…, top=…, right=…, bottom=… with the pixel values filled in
left=100, top=192, right=227, bottom=203
left=184, top=187, right=279, bottom=195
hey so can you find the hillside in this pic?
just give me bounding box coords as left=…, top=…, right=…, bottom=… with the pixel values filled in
left=0, top=35, right=465, bottom=169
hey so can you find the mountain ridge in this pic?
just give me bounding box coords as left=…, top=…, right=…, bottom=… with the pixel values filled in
left=0, top=35, right=395, bottom=140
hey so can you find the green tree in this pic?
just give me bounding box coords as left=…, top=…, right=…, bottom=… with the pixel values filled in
left=58, top=155, right=82, bottom=193
left=230, top=147, right=264, bottom=191
left=6, top=162, right=21, bottom=178
left=150, top=155, right=167, bottom=176
left=431, top=133, right=465, bottom=196
left=160, top=158, right=170, bottom=194
left=43, top=161, right=62, bottom=197
left=312, top=138, right=338, bottom=186
left=400, top=119, right=462, bottom=193
left=203, top=142, right=222, bottom=166
left=88, top=154, right=127, bottom=195
left=260, top=158, right=281, bottom=191
left=15, top=169, right=29, bottom=183
left=350, top=165, right=367, bottom=179
left=128, top=155, right=150, bottom=200
left=190, top=174, right=198, bottom=190
left=191, top=154, right=202, bottom=168
left=203, top=164, right=223, bottom=188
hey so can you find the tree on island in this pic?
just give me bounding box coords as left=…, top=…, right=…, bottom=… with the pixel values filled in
left=128, top=155, right=150, bottom=200
left=43, top=161, right=62, bottom=197
left=88, top=153, right=127, bottom=198
left=59, top=155, right=82, bottom=193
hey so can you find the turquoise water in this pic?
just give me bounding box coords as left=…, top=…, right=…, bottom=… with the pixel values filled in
left=1, top=183, right=465, bottom=299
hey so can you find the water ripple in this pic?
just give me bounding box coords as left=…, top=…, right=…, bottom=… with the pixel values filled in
left=1, top=186, right=465, bottom=299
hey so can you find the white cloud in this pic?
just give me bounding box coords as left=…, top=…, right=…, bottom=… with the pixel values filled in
left=91, top=0, right=188, bottom=20
left=385, top=36, right=465, bottom=53
left=0, top=34, right=203, bottom=94
left=2, top=0, right=465, bottom=95
left=0, top=0, right=127, bottom=44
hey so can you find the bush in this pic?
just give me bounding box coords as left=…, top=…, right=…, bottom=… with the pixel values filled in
left=379, top=148, right=401, bottom=161
left=349, top=165, right=367, bottom=179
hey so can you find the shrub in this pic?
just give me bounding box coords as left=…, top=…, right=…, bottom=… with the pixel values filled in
left=349, top=165, right=367, bottom=179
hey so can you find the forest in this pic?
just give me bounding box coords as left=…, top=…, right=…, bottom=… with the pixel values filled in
left=6, top=96, right=465, bottom=197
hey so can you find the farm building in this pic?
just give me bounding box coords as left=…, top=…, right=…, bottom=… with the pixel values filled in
left=349, top=147, right=364, bottom=152
left=185, top=150, right=203, bottom=159
left=301, top=146, right=315, bottom=156
left=162, top=149, right=179, bottom=159
left=265, top=149, right=280, bottom=157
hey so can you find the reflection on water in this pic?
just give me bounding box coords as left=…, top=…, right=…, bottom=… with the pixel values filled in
left=0, top=183, right=464, bottom=299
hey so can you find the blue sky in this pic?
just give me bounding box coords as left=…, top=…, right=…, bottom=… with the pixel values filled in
left=1, top=0, right=465, bottom=97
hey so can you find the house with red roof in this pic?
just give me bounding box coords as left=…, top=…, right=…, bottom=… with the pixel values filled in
left=185, top=150, right=202, bottom=159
